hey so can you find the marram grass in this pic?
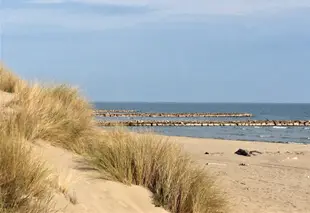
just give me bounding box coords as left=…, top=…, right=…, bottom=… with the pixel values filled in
left=0, top=67, right=227, bottom=213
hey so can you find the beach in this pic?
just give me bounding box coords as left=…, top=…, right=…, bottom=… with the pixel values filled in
left=170, top=136, right=310, bottom=213
left=94, top=102, right=310, bottom=212
left=1, top=87, right=310, bottom=212
left=34, top=133, right=310, bottom=213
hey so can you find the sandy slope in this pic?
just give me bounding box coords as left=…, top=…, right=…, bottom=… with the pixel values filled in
left=171, top=136, right=310, bottom=213
left=0, top=91, right=166, bottom=213
left=38, top=134, right=310, bottom=213
left=32, top=142, right=167, bottom=213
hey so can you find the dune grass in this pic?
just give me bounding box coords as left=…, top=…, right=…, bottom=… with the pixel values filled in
left=0, top=68, right=227, bottom=213
left=0, top=127, right=53, bottom=213
left=4, top=83, right=96, bottom=152
left=0, top=68, right=54, bottom=213
left=86, top=129, right=226, bottom=213
left=0, top=65, right=24, bottom=93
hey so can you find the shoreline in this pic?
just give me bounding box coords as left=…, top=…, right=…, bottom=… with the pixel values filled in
left=166, top=135, right=310, bottom=213
left=124, top=126, right=310, bottom=145
left=98, top=126, right=310, bottom=145
left=163, top=134, right=310, bottom=145
left=165, top=134, right=310, bottom=150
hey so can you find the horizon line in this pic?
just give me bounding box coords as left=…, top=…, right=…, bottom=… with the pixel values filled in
left=91, top=101, right=310, bottom=104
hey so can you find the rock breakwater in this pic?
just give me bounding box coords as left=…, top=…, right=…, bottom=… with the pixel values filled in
left=96, top=120, right=310, bottom=127
left=94, top=112, right=253, bottom=118
left=94, top=109, right=137, bottom=114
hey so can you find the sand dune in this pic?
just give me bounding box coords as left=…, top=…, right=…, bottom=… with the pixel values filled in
left=32, top=141, right=168, bottom=213
left=32, top=133, right=310, bottom=213
left=0, top=91, right=167, bottom=213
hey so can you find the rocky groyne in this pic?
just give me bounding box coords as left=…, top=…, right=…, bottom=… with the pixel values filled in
left=97, top=120, right=310, bottom=127
left=94, top=112, right=253, bottom=118
left=94, top=109, right=137, bottom=114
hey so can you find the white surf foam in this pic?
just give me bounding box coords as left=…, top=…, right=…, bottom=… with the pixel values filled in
left=273, top=126, right=287, bottom=129
left=260, top=135, right=272, bottom=138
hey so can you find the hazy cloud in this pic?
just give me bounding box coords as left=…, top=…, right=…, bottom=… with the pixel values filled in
left=1, top=0, right=310, bottom=34
left=28, top=0, right=64, bottom=4
left=28, top=0, right=310, bottom=15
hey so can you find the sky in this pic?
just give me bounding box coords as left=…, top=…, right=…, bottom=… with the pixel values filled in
left=0, top=0, right=310, bottom=103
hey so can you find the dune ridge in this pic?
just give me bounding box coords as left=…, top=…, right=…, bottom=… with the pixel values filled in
left=0, top=65, right=226, bottom=213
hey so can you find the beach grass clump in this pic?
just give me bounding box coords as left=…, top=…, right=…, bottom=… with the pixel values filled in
left=86, top=128, right=226, bottom=213
left=0, top=65, right=25, bottom=93
left=0, top=128, right=53, bottom=213
left=5, top=83, right=96, bottom=151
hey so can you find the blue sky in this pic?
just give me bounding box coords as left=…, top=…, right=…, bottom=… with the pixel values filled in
left=1, top=0, right=310, bottom=102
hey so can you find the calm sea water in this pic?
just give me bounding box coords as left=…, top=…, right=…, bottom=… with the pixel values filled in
left=94, top=102, right=310, bottom=144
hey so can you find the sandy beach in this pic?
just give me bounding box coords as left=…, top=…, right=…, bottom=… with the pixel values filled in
left=33, top=132, right=310, bottom=213
left=1, top=89, right=310, bottom=213
left=170, top=136, right=310, bottom=213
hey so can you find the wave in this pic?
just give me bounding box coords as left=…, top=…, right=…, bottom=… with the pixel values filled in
left=299, top=137, right=310, bottom=140
left=233, top=133, right=246, bottom=136
left=259, top=135, right=272, bottom=138
left=273, top=126, right=287, bottom=129
left=304, top=127, right=310, bottom=130
left=254, top=126, right=261, bottom=129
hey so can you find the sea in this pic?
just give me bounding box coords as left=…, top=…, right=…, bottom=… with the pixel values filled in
left=93, top=102, right=310, bottom=144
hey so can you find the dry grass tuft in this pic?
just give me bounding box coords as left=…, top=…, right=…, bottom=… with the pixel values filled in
left=0, top=65, right=25, bottom=93
left=0, top=68, right=55, bottom=213
left=0, top=131, right=53, bottom=213
left=5, top=83, right=96, bottom=152
left=86, top=128, right=226, bottom=213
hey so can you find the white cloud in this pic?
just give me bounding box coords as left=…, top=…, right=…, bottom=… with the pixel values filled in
left=1, top=0, right=310, bottom=34
left=27, top=0, right=149, bottom=6
left=0, top=7, right=165, bottom=33
left=28, top=0, right=64, bottom=4
left=28, top=0, right=310, bottom=15
left=72, top=0, right=148, bottom=6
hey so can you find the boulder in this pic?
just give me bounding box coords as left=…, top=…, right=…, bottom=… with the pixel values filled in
left=235, top=149, right=263, bottom=157
left=235, top=149, right=251, bottom=156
